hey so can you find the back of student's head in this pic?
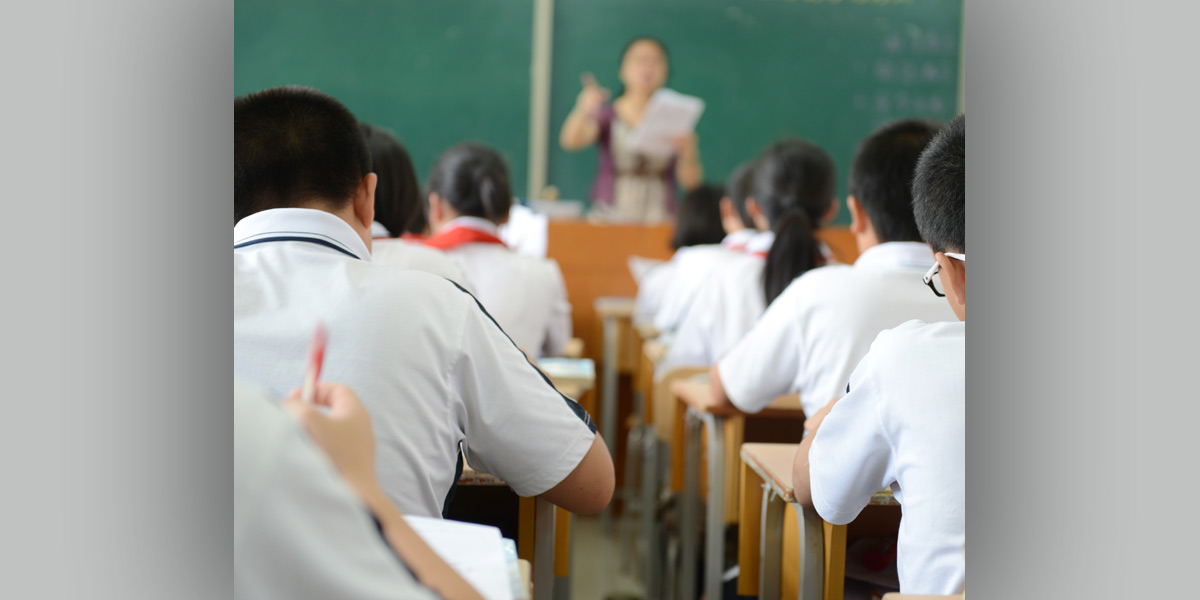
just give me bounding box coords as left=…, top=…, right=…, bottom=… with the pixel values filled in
left=427, top=143, right=513, bottom=224
left=750, top=138, right=837, bottom=228
left=361, top=123, right=421, bottom=237
left=670, top=183, right=726, bottom=250
left=912, top=115, right=965, bottom=253
left=849, top=119, right=941, bottom=243
left=725, top=161, right=757, bottom=229
left=755, top=138, right=836, bottom=306
left=234, top=86, right=371, bottom=224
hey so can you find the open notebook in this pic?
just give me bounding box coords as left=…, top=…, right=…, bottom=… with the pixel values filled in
left=404, top=515, right=525, bottom=600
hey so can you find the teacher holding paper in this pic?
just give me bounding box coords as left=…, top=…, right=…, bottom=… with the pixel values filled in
left=559, top=37, right=703, bottom=223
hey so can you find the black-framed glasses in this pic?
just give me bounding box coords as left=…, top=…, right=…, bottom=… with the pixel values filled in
left=922, top=252, right=965, bottom=297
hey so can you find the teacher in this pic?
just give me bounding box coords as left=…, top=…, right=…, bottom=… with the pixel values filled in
left=558, top=36, right=703, bottom=223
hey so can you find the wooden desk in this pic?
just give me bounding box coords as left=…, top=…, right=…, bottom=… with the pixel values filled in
left=738, top=443, right=899, bottom=600
left=671, top=379, right=807, bottom=600
left=593, top=296, right=636, bottom=532
left=458, top=464, right=571, bottom=600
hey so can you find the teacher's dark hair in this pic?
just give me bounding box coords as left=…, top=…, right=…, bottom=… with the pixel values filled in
left=361, top=122, right=421, bottom=237
left=753, top=138, right=837, bottom=305
left=671, top=183, right=726, bottom=250
left=235, top=85, right=371, bottom=224
left=427, top=142, right=513, bottom=224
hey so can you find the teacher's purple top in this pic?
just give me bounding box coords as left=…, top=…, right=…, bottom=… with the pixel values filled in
left=589, top=104, right=678, bottom=213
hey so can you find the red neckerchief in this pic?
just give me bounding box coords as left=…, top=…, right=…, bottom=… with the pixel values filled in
left=399, top=232, right=425, bottom=241
left=422, top=225, right=507, bottom=251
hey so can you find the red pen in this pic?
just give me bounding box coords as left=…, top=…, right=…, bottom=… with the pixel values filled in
left=300, top=322, right=328, bottom=404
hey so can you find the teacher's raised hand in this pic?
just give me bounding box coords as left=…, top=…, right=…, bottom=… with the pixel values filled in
left=576, top=72, right=611, bottom=116
left=560, top=72, right=609, bottom=150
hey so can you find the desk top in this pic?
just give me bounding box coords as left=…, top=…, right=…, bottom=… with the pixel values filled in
left=740, top=442, right=896, bottom=506
left=643, top=339, right=668, bottom=363
left=671, top=377, right=805, bottom=418
left=537, top=357, right=596, bottom=396
left=593, top=296, right=636, bottom=318
left=634, top=320, right=660, bottom=340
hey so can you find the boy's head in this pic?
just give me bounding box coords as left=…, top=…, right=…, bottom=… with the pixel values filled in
left=847, top=119, right=940, bottom=251
left=912, top=115, right=965, bottom=319
left=719, top=161, right=757, bottom=234
left=234, top=86, right=377, bottom=245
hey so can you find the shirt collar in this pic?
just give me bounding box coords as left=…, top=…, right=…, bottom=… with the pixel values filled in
left=853, top=241, right=934, bottom=270
left=721, top=229, right=756, bottom=249
left=745, top=230, right=776, bottom=254
left=234, top=208, right=372, bottom=261
left=442, top=216, right=500, bottom=236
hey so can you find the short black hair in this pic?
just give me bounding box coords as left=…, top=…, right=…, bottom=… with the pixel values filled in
left=671, top=183, right=726, bottom=250
left=725, top=161, right=757, bottom=228
left=849, top=119, right=941, bottom=244
left=750, top=138, right=837, bottom=227
left=912, top=115, right=965, bottom=253
left=234, top=86, right=371, bottom=224
left=427, top=143, right=513, bottom=224
left=361, top=122, right=421, bottom=237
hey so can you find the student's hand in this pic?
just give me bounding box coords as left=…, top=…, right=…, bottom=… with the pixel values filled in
left=804, top=397, right=841, bottom=434
left=575, top=72, right=610, bottom=116
left=283, top=383, right=378, bottom=498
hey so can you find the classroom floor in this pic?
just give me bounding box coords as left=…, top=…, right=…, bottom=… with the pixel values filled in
left=570, top=515, right=647, bottom=600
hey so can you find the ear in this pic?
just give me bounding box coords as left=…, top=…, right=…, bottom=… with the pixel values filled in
left=745, top=197, right=770, bottom=231
left=719, top=197, right=736, bottom=221
left=353, top=173, right=377, bottom=230
left=936, top=251, right=966, bottom=314
left=847, top=195, right=866, bottom=235
left=822, top=197, right=839, bottom=224
left=428, top=192, right=444, bottom=227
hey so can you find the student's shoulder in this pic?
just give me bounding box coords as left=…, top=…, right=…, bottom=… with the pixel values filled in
left=870, top=319, right=965, bottom=365
left=356, top=260, right=474, bottom=306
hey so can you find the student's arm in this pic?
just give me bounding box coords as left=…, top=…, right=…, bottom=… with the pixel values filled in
left=708, top=281, right=806, bottom=413
left=791, top=397, right=839, bottom=507
left=707, top=363, right=741, bottom=412
left=673, top=133, right=703, bottom=191
left=538, top=434, right=615, bottom=515
left=284, top=385, right=483, bottom=600
left=559, top=74, right=608, bottom=151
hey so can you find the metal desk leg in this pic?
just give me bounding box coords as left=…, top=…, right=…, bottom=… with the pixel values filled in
left=642, top=432, right=661, bottom=594
left=760, top=488, right=785, bottom=600
left=619, top=423, right=642, bottom=573
left=600, top=314, right=619, bottom=533
left=796, top=504, right=824, bottom=600
left=678, top=409, right=702, bottom=600
left=703, top=413, right=726, bottom=600
left=533, top=497, right=557, bottom=600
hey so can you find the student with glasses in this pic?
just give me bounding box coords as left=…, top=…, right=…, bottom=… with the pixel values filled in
left=793, top=115, right=967, bottom=595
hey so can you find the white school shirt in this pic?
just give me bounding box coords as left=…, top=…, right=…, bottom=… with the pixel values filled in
left=656, top=251, right=767, bottom=376
left=234, top=208, right=596, bottom=518
left=651, top=231, right=762, bottom=334
left=437, top=216, right=572, bottom=358
left=809, top=320, right=965, bottom=595
left=235, top=379, right=438, bottom=600
left=371, top=238, right=475, bottom=292
left=718, top=242, right=957, bottom=417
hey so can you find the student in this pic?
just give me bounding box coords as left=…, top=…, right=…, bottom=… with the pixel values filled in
left=234, top=86, right=614, bottom=519
left=793, top=115, right=966, bottom=595
left=709, top=119, right=957, bottom=418
left=657, top=138, right=836, bottom=374
left=651, top=161, right=759, bottom=335
left=360, top=123, right=472, bottom=290
left=633, top=182, right=725, bottom=323
left=423, top=143, right=572, bottom=358
left=235, top=379, right=480, bottom=600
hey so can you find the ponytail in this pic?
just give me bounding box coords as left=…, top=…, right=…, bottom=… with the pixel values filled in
left=428, top=143, right=513, bottom=224
left=762, top=209, right=821, bottom=306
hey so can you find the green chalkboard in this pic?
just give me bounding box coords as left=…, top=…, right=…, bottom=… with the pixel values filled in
left=547, top=0, right=963, bottom=225
left=235, top=0, right=533, bottom=196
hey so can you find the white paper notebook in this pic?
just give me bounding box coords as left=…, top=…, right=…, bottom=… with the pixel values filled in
left=625, top=88, right=706, bottom=158
left=404, top=515, right=514, bottom=600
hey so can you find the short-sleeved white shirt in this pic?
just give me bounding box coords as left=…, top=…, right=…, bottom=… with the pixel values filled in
left=656, top=251, right=767, bottom=376
left=438, top=217, right=572, bottom=358
left=371, top=238, right=474, bottom=292
left=235, top=208, right=596, bottom=518
left=235, top=379, right=438, bottom=600
left=718, top=242, right=957, bottom=416
left=809, top=320, right=965, bottom=595
left=651, top=231, right=764, bottom=334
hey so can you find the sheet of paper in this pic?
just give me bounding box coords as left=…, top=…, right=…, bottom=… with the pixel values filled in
left=498, top=204, right=549, bottom=258
left=625, top=88, right=706, bottom=158
left=627, top=255, right=666, bottom=284
left=404, top=515, right=514, bottom=600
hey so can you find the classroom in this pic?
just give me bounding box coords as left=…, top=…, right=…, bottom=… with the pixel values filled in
left=233, top=1, right=966, bottom=599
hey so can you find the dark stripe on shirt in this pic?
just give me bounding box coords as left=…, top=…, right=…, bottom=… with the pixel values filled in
left=234, top=236, right=361, bottom=260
